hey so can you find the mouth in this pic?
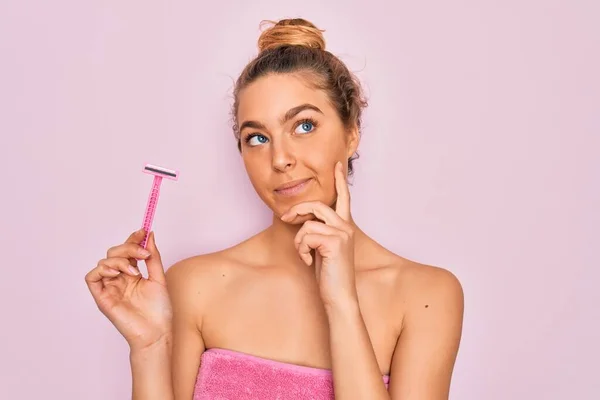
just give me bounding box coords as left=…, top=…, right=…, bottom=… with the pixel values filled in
left=274, top=178, right=313, bottom=196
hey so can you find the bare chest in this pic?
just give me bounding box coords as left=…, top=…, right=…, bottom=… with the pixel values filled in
left=201, top=267, right=402, bottom=374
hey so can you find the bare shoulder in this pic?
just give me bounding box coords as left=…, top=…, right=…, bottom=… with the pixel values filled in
left=368, top=243, right=463, bottom=303
left=388, top=255, right=464, bottom=336
left=164, top=242, right=255, bottom=324
left=166, top=250, right=236, bottom=285
left=165, top=244, right=251, bottom=295
left=165, top=228, right=267, bottom=277
left=397, top=259, right=464, bottom=305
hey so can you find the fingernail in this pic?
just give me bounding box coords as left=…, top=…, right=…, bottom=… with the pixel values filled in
left=139, top=249, right=151, bottom=258
left=128, top=266, right=140, bottom=275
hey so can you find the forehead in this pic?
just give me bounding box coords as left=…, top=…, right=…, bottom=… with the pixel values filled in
left=237, top=73, right=334, bottom=121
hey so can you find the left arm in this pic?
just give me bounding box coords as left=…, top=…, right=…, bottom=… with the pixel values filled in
left=388, top=268, right=464, bottom=399
left=326, top=296, right=391, bottom=399
left=325, top=268, right=464, bottom=400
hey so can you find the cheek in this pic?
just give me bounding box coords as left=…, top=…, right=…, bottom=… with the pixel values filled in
left=309, top=163, right=337, bottom=205
left=242, top=153, right=267, bottom=187
left=305, top=136, right=346, bottom=174
left=302, top=136, right=345, bottom=166
left=242, top=152, right=280, bottom=206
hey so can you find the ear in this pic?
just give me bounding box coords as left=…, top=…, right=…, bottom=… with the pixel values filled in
left=346, top=125, right=360, bottom=158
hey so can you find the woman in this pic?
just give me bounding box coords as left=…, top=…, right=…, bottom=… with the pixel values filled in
left=85, top=18, right=464, bottom=400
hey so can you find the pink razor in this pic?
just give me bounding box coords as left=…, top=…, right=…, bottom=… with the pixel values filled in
left=140, top=163, right=179, bottom=249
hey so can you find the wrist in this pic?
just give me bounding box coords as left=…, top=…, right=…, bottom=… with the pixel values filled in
left=324, top=294, right=361, bottom=317
left=130, top=332, right=173, bottom=359
left=129, top=333, right=174, bottom=400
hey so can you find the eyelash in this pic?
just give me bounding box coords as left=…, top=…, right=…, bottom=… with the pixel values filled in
left=243, top=117, right=319, bottom=144
left=296, top=117, right=319, bottom=132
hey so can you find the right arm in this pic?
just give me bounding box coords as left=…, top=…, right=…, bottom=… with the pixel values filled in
left=166, top=259, right=206, bottom=400
left=129, top=258, right=206, bottom=400
left=130, top=258, right=207, bottom=400
left=85, top=230, right=206, bottom=400
left=130, top=333, right=175, bottom=400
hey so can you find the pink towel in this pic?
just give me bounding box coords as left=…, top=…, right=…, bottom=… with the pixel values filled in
left=193, top=348, right=390, bottom=399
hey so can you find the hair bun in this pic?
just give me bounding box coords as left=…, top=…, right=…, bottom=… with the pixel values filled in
left=257, top=18, right=326, bottom=52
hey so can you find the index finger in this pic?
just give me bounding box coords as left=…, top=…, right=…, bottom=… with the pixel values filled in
left=123, top=229, right=146, bottom=267
left=126, top=228, right=146, bottom=244
left=106, top=241, right=150, bottom=260
left=282, top=201, right=344, bottom=229
left=334, top=161, right=351, bottom=221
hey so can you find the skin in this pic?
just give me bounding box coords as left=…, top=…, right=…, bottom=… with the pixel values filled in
left=85, top=72, right=464, bottom=400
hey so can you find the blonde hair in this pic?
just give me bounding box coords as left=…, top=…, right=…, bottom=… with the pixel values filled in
left=232, top=18, right=367, bottom=176
left=257, top=19, right=326, bottom=52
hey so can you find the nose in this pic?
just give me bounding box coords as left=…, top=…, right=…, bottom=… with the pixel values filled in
left=271, top=138, right=296, bottom=172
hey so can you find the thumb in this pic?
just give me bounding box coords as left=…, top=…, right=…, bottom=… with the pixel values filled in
left=145, top=231, right=166, bottom=284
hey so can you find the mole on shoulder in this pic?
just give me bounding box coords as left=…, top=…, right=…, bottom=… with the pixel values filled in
left=222, top=274, right=225, bottom=277
left=425, top=305, right=429, bottom=308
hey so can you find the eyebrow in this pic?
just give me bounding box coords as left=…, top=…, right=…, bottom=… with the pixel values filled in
left=239, top=103, right=323, bottom=133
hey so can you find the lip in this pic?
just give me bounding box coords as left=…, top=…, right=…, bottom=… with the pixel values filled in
left=274, top=178, right=313, bottom=196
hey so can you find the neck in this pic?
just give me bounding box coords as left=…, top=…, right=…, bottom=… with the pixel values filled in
left=263, top=213, right=372, bottom=268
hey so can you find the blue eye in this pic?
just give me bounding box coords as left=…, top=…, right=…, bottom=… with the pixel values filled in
left=247, top=134, right=268, bottom=146
left=295, top=120, right=315, bottom=134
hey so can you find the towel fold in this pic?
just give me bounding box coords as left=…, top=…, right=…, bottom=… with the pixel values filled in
left=193, top=348, right=390, bottom=399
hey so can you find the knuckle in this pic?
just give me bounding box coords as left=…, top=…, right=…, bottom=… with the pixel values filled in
left=106, top=244, right=124, bottom=257
left=106, top=246, right=117, bottom=257
left=107, top=242, right=140, bottom=258
left=305, top=221, right=318, bottom=229
left=124, top=243, right=142, bottom=256
left=337, top=230, right=348, bottom=240
left=117, top=257, right=133, bottom=270
left=100, top=263, right=120, bottom=273
left=96, top=258, right=107, bottom=268
left=99, top=258, right=114, bottom=268
left=107, top=258, right=123, bottom=270
left=100, top=264, right=112, bottom=273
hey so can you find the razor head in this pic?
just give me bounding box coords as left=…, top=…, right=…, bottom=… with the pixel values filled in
left=143, top=163, right=179, bottom=180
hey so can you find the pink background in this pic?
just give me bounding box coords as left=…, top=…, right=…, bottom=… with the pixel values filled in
left=1, top=1, right=598, bottom=399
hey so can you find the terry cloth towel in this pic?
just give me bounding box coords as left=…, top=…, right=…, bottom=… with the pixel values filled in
left=193, top=347, right=390, bottom=399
